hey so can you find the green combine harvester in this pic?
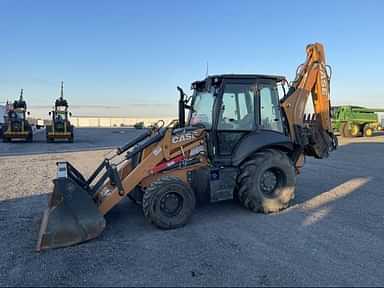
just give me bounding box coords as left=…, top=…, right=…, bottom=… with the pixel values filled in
left=331, top=105, right=384, bottom=137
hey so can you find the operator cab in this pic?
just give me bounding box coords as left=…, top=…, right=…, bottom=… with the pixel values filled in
left=55, top=106, right=68, bottom=121
left=187, top=74, right=287, bottom=162
left=13, top=109, right=26, bottom=120
left=12, top=94, right=28, bottom=121
left=50, top=98, right=71, bottom=121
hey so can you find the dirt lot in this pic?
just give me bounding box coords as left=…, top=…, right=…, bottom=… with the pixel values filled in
left=0, top=133, right=384, bottom=286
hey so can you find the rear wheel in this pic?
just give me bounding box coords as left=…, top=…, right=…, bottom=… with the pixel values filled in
left=339, top=124, right=345, bottom=137
left=237, top=149, right=296, bottom=213
left=363, top=125, right=373, bottom=137
left=350, top=124, right=361, bottom=137
left=142, top=176, right=196, bottom=229
left=341, top=123, right=351, bottom=137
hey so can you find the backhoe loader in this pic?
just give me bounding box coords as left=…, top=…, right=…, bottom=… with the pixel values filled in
left=36, top=43, right=337, bottom=251
left=46, top=81, right=74, bottom=142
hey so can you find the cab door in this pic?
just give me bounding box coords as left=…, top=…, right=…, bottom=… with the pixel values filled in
left=213, top=82, right=257, bottom=162
left=258, top=80, right=284, bottom=133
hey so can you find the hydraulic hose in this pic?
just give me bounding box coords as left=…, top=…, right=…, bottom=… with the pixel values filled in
left=116, top=129, right=152, bottom=155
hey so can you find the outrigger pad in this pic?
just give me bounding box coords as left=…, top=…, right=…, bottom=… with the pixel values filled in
left=36, top=163, right=106, bottom=251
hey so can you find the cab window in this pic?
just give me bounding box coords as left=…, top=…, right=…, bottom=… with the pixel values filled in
left=218, top=84, right=255, bottom=130
left=259, top=85, right=283, bottom=132
left=189, top=91, right=215, bottom=129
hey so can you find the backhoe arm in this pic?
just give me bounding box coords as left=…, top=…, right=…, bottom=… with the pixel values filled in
left=281, top=43, right=337, bottom=158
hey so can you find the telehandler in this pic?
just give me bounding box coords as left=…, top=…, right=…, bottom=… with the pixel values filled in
left=2, top=89, right=33, bottom=142
left=46, top=81, right=74, bottom=142
left=37, top=43, right=337, bottom=251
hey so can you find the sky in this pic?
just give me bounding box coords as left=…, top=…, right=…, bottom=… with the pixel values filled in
left=1, top=0, right=384, bottom=117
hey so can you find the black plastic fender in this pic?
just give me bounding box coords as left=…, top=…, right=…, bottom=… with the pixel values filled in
left=232, top=130, right=293, bottom=166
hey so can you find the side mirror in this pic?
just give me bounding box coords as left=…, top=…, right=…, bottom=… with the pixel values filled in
left=27, top=111, right=30, bottom=115
left=49, top=112, right=51, bottom=116
left=69, top=112, right=72, bottom=117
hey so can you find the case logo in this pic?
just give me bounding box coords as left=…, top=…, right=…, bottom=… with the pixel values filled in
left=171, top=131, right=199, bottom=144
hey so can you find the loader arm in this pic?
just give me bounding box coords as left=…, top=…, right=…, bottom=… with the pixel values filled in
left=96, top=128, right=206, bottom=214
left=36, top=126, right=207, bottom=250
left=281, top=43, right=337, bottom=158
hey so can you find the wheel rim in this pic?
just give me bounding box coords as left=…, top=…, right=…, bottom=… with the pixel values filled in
left=366, top=129, right=372, bottom=136
left=351, top=125, right=359, bottom=136
left=160, top=192, right=183, bottom=217
left=260, top=168, right=284, bottom=197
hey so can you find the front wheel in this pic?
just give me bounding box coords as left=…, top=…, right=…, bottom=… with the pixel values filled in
left=46, top=126, right=53, bottom=143
left=363, top=125, right=373, bottom=137
left=142, top=176, right=196, bottom=229
left=237, top=149, right=296, bottom=213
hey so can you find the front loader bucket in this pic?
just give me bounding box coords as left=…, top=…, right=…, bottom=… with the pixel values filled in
left=36, top=162, right=106, bottom=251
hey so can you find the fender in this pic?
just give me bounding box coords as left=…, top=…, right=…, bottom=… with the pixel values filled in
left=232, top=130, right=293, bottom=166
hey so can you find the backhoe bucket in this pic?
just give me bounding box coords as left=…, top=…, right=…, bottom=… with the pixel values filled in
left=36, top=162, right=106, bottom=251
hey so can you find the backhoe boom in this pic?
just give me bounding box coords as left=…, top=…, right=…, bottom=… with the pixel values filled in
left=281, top=43, right=336, bottom=158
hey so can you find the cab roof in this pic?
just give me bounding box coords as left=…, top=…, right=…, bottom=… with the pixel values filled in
left=192, top=74, right=286, bottom=90
left=209, top=74, right=285, bottom=81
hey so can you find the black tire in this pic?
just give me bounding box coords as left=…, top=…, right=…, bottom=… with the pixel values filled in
left=237, top=149, right=296, bottom=214
left=128, top=187, right=144, bottom=205
left=142, top=176, right=196, bottom=229
left=363, top=125, right=373, bottom=137
left=46, top=126, right=53, bottom=142
left=350, top=124, right=361, bottom=137
left=68, top=126, right=74, bottom=143
left=341, top=123, right=352, bottom=137
left=26, top=129, right=33, bottom=142
left=339, top=124, right=345, bottom=137
left=3, top=137, right=9, bottom=143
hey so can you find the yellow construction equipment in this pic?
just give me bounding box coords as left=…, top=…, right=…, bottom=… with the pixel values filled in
left=46, top=82, right=74, bottom=142
left=3, top=89, right=33, bottom=142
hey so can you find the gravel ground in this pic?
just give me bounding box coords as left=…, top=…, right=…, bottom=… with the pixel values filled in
left=0, top=149, right=112, bottom=200
left=0, top=134, right=384, bottom=286
left=0, top=127, right=142, bottom=156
